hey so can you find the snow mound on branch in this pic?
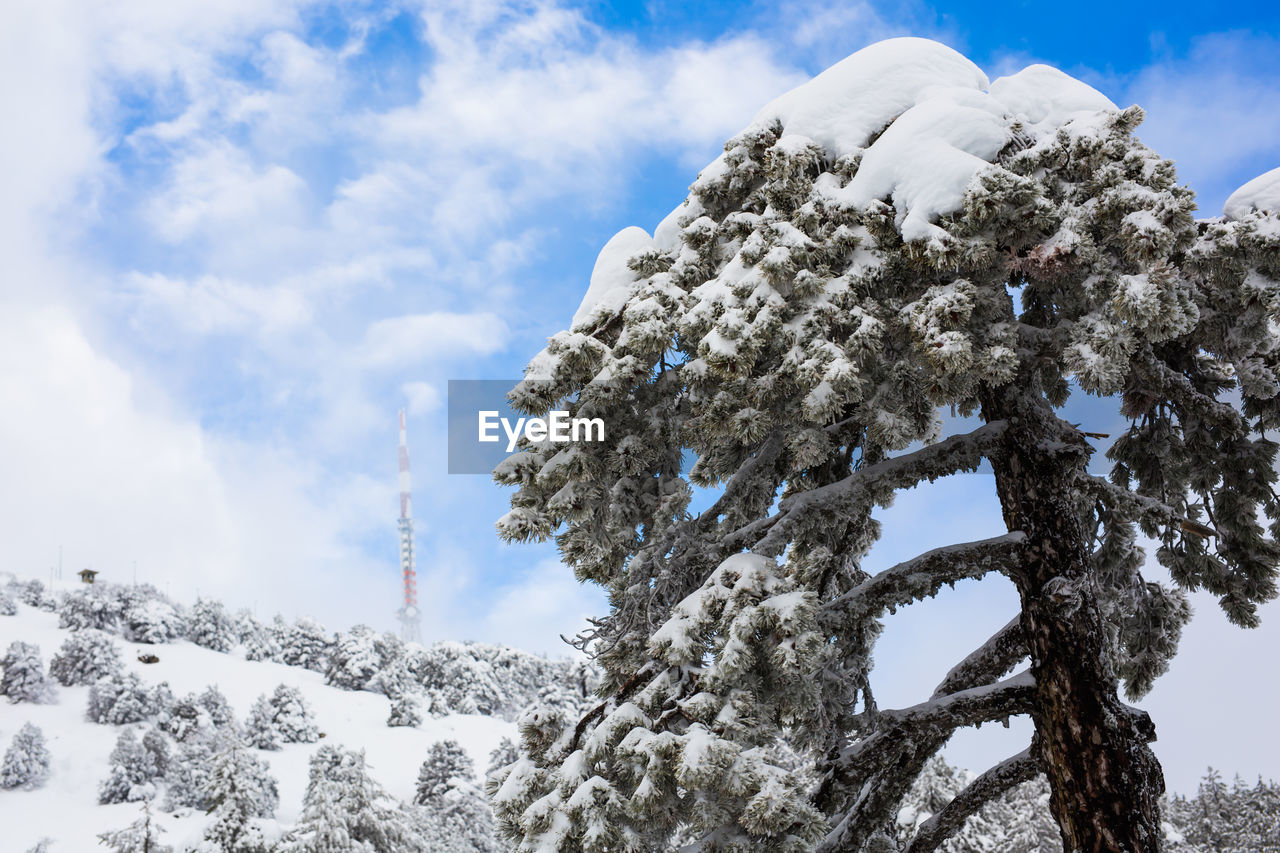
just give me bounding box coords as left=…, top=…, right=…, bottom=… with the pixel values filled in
left=987, top=64, right=1117, bottom=134
left=1225, top=166, right=1280, bottom=219
left=832, top=87, right=1009, bottom=242
left=571, top=226, right=654, bottom=331
left=748, top=37, right=989, bottom=158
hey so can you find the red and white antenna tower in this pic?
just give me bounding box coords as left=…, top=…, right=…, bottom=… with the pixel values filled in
left=396, top=409, right=420, bottom=642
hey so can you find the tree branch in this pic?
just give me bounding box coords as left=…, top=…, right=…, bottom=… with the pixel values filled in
left=728, top=421, right=1009, bottom=555
left=824, top=534, right=1027, bottom=622
left=1082, top=475, right=1217, bottom=538
left=932, top=617, right=1027, bottom=699
left=904, top=747, right=1040, bottom=853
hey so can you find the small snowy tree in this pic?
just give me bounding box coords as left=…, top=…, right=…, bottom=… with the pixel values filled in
left=0, top=589, right=17, bottom=616
left=492, top=38, right=1280, bottom=853
left=485, top=737, right=518, bottom=785
left=238, top=611, right=281, bottom=662
left=100, top=727, right=163, bottom=804
left=59, top=584, right=124, bottom=631
left=199, top=738, right=280, bottom=852
left=414, top=740, right=474, bottom=806
left=98, top=800, right=172, bottom=853
left=188, top=598, right=237, bottom=653
left=14, top=579, right=55, bottom=611
left=162, top=734, right=219, bottom=812
left=279, top=616, right=332, bottom=673
left=285, top=745, right=421, bottom=852
left=327, top=625, right=385, bottom=691
left=123, top=596, right=183, bottom=644
left=0, top=641, right=54, bottom=703
left=160, top=692, right=213, bottom=742
left=245, top=684, right=319, bottom=750
left=87, top=671, right=161, bottom=725
left=199, top=684, right=238, bottom=730
left=387, top=692, right=423, bottom=728
left=1, top=723, right=51, bottom=790
left=49, top=628, right=123, bottom=685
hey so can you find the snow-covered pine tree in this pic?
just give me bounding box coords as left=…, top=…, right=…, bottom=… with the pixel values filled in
left=200, top=684, right=238, bottom=730
left=188, top=598, right=237, bottom=653
left=98, top=800, right=173, bottom=853
left=0, top=641, right=54, bottom=703
left=0, top=588, right=17, bottom=615
left=279, top=616, right=333, bottom=672
left=1163, top=768, right=1280, bottom=853
left=100, top=727, right=164, bottom=804
left=163, top=733, right=220, bottom=812
left=199, top=737, right=280, bottom=853
left=387, top=692, right=423, bottom=728
left=412, top=739, right=501, bottom=853
left=245, top=684, right=319, bottom=750
left=88, top=671, right=162, bottom=724
left=414, top=740, right=475, bottom=806
left=122, top=595, right=183, bottom=644
left=161, top=692, right=213, bottom=742
left=485, top=738, right=519, bottom=786
left=14, top=579, right=54, bottom=611
left=327, top=625, right=385, bottom=691
left=492, top=38, right=1280, bottom=853
left=238, top=611, right=282, bottom=663
left=59, top=584, right=124, bottom=631
left=49, top=628, right=123, bottom=685
left=1, top=722, right=51, bottom=790
left=285, top=744, right=421, bottom=852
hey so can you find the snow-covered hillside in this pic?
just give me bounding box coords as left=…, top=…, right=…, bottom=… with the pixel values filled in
left=0, top=572, right=590, bottom=851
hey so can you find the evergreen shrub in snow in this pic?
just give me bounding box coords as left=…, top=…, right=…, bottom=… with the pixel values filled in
left=284, top=744, right=421, bottom=852
left=1, top=722, right=50, bottom=790
left=245, top=684, right=319, bottom=750
left=197, top=738, right=280, bottom=852
left=49, top=628, right=123, bottom=686
left=99, top=727, right=163, bottom=804
left=279, top=616, right=333, bottom=672
left=87, top=671, right=163, bottom=725
left=237, top=611, right=282, bottom=663
left=0, top=641, right=54, bottom=703
left=0, top=589, right=17, bottom=616
left=187, top=597, right=237, bottom=653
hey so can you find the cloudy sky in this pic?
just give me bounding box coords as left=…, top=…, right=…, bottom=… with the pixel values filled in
left=3, top=0, right=1279, bottom=792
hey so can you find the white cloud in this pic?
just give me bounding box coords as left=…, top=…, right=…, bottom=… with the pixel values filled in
left=479, top=557, right=606, bottom=658
left=402, top=381, right=441, bottom=415
left=358, top=312, right=510, bottom=368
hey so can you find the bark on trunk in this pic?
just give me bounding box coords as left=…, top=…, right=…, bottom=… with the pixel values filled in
left=984, top=386, right=1165, bottom=853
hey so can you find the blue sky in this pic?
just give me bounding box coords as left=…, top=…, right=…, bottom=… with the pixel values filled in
left=2, top=0, right=1278, bottom=792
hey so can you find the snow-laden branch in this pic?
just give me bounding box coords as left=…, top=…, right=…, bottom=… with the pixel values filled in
left=932, top=617, right=1027, bottom=699
left=1082, top=475, right=1217, bottom=539
left=728, top=421, right=1009, bottom=555
left=877, top=671, right=1035, bottom=729
left=815, top=671, right=1036, bottom=853
left=904, top=747, right=1040, bottom=853
left=824, top=533, right=1026, bottom=622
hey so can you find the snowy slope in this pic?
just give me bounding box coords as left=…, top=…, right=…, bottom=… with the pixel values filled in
left=0, top=579, right=515, bottom=851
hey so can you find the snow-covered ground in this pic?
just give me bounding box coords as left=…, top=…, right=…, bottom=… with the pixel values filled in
left=0, top=579, right=514, bottom=851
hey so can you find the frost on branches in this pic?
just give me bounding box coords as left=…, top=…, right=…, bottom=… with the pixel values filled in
left=493, top=37, right=1280, bottom=853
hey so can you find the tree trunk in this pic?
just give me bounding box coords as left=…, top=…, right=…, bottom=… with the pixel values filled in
left=984, top=386, right=1165, bottom=853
